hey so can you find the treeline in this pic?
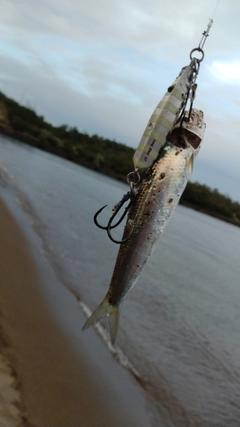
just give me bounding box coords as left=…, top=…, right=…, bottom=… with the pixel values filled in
left=0, top=92, right=134, bottom=180
left=0, top=91, right=239, bottom=226
left=181, top=182, right=240, bottom=226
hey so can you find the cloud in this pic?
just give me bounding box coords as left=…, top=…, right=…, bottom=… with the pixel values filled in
left=209, top=61, right=240, bottom=84
left=0, top=0, right=240, bottom=200
left=0, top=0, right=227, bottom=57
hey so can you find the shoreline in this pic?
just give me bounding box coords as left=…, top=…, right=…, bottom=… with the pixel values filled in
left=0, top=195, right=152, bottom=427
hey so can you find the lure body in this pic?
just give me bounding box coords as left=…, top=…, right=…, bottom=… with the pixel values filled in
left=133, top=65, right=196, bottom=172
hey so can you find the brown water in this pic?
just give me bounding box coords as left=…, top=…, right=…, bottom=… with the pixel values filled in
left=1, top=134, right=240, bottom=426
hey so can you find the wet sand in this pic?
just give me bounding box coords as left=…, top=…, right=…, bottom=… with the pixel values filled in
left=0, top=197, right=151, bottom=427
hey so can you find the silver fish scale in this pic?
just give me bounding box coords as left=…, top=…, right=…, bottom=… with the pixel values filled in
left=107, top=142, right=195, bottom=306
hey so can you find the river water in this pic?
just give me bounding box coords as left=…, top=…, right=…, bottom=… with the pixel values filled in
left=0, top=134, right=240, bottom=427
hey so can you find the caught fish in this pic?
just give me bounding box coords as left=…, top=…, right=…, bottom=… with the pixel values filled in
left=83, top=109, right=205, bottom=345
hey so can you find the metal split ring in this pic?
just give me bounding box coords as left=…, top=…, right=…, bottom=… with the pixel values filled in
left=189, top=47, right=205, bottom=63
left=127, top=169, right=140, bottom=188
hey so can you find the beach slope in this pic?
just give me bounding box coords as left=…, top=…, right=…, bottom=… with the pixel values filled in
left=0, top=197, right=151, bottom=427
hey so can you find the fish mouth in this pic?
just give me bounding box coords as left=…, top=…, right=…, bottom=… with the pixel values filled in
left=169, top=108, right=205, bottom=150
left=168, top=128, right=201, bottom=150
left=183, top=129, right=201, bottom=149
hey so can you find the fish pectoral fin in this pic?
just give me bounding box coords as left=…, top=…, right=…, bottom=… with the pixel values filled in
left=187, top=153, right=194, bottom=175
left=82, top=296, right=120, bottom=345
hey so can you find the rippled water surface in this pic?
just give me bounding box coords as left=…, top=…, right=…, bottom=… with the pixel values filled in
left=1, top=135, right=240, bottom=426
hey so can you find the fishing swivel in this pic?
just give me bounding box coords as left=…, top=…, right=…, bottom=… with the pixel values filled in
left=94, top=169, right=140, bottom=244
left=189, top=18, right=213, bottom=65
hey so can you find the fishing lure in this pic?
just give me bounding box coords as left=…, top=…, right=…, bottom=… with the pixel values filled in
left=133, top=19, right=212, bottom=172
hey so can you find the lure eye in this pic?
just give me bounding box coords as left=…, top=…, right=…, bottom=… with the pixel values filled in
left=167, top=84, right=175, bottom=93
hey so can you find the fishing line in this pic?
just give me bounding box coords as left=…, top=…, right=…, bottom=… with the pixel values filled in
left=211, top=0, right=221, bottom=19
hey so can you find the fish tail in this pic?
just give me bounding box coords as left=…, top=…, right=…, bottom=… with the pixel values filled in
left=82, top=296, right=120, bottom=345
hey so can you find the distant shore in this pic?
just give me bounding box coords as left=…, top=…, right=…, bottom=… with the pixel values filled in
left=0, top=124, right=126, bottom=182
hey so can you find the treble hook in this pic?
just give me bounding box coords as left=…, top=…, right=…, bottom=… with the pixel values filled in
left=94, top=168, right=140, bottom=244
left=93, top=191, right=135, bottom=244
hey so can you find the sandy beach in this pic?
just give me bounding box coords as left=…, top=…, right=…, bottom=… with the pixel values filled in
left=0, top=196, right=151, bottom=427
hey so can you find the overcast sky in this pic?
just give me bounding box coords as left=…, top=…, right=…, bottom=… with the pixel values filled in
left=0, top=0, right=240, bottom=201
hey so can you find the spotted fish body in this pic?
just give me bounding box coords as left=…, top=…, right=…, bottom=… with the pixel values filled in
left=107, top=141, right=194, bottom=305
left=83, top=110, right=205, bottom=344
